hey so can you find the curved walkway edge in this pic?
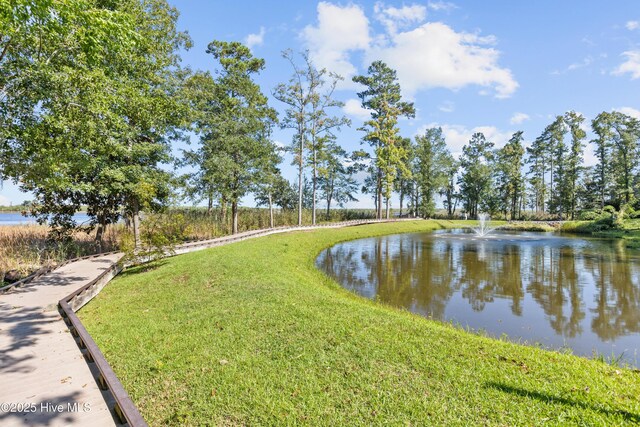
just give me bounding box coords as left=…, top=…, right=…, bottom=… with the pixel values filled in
left=0, top=219, right=412, bottom=426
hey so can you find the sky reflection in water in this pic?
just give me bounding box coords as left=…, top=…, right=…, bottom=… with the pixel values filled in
left=316, top=230, right=640, bottom=367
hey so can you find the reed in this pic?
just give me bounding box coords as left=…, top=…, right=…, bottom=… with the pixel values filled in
left=0, top=224, right=120, bottom=284
left=0, top=208, right=375, bottom=283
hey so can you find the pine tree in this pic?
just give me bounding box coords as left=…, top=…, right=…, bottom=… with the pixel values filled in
left=496, top=131, right=525, bottom=220
left=353, top=61, right=415, bottom=219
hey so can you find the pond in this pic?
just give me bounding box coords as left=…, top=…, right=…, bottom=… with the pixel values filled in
left=316, top=229, right=640, bottom=367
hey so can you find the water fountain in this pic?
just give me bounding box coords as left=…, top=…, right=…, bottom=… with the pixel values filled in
left=473, top=213, right=493, bottom=237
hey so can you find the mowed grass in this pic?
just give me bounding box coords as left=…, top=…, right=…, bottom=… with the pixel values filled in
left=79, top=220, right=640, bottom=426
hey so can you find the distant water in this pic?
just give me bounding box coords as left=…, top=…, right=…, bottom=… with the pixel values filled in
left=0, top=212, right=91, bottom=226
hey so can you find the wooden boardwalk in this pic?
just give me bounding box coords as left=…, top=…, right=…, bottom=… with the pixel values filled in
left=0, top=220, right=402, bottom=426
left=0, top=254, right=122, bottom=427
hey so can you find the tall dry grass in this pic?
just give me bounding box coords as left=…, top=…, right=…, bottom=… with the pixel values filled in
left=0, top=208, right=375, bottom=284
left=177, top=207, right=377, bottom=240
left=0, top=224, right=120, bottom=284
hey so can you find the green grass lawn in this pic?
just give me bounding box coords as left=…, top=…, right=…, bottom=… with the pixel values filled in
left=79, top=220, right=640, bottom=426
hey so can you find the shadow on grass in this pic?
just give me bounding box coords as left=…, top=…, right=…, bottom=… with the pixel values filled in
left=485, top=382, right=640, bottom=423
left=118, top=260, right=168, bottom=278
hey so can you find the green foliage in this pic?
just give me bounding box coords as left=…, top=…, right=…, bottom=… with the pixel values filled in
left=2, top=0, right=191, bottom=240
left=414, top=128, right=451, bottom=218
left=578, top=210, right=602, bottom=221
left=120, top=212, right=191, bottom=265
left=273, top=51, right=350, bottom=225
left=495, top=131, right=525, bottom=220
left=353, top=61, right=415, bottom=219
left=194, top=41, right=278, bottom=234
left=318, top=141, right=359, bottom=217
left=458, top=132, right=494, bottom=218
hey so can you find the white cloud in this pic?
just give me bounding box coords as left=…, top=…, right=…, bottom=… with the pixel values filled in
left=510, top=112, right=530, bottom=125
left=301, top=2, right=370, bottom=85
left=567, top=55, right=593, bottom=71
left=417, top=123, right=513, bottom=157
left=615, top=106, right=640, bottom=119
left=343, top=98, right=371, bottom=121
left=626, top=20, right=639, bottom=31
left=613, top=50, right=640, bottom=79
left=551, top=55, right=596, bottom=75
left=245, top=27, right=266, bottom=50
left=427, top=1, right=458, bottom=11
left=374, top=3, right=426, bottom=35
left=367, top=22, right=518, bottom=98
left=438, top=101, right=455, bottom=113
left=0, top=195, right=9, bottom=205
left=302, top=3, right=517, bottom=98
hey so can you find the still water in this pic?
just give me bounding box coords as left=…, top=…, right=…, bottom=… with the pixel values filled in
left=317, top=229, right=640, bottom=367
left=0, top=212, right=91, bottom=225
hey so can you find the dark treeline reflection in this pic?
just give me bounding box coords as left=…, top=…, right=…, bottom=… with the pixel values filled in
left=317, top=230, right=640, bottom=352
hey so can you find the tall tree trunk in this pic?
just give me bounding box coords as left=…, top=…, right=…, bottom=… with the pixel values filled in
left=399, top=189, right=404, bottom=217
left=132, top=200, right=141, bottom=249
left=376, top=168, right=382, bottom=220
left=95, top=212, right=105, bottom=245
left=373, top=189, right=378, bottom=217
left=207, top=193, right=213, bottom=215
left=231, top=200, right=238, bottom=235
left=312, top=148, right=317, bottom=225
left=298, top=128, right=304, bottom=225
left=268, top=192, right=274, bottom=228
left=298, top=153, right=303, bottom=226
left=385, top=196, right=390, bottom=220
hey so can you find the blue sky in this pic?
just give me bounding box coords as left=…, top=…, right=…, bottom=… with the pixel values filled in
left=2, top=0, right=639, bottom=208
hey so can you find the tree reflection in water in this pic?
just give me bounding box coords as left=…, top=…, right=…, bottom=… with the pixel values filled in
left=316, top=230, right=640, bottom=364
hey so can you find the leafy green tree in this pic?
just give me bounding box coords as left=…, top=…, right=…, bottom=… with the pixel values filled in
left=353, top=61, right=415, bottom=219
left=253, top=142, right=284, bottom=228
left=526, top=135, right=548, bottom=215
left=273, top=50, right=310, bottom=225
left=394, top=138, right=414, bottom=217
left=576, top=167, right=601, bottom=212
left=458, top=132, right=494, bottom=219
left=609, top=112, right=640, bottom=206
left=202, top=41, right=277, bottom=234
left=318, top=140, right=358, bottom=218
left=255, top=177, right=298, bottom=211
left=305, top=67, right=350, bottom=225
left=563, top=111, right=586, bottom=219
left=180, top=71, right=220, bottom=214
left=546, top=116, right=568, bottom=217
left=440, top=156, right=459, bottom=218
left=414, top=128, right=450, bottom=218
left=495, top=131, right=525, bottom=220
left=274, top=51, right=349, bottom=225
left=591, top=112, right=614, bottom=209
left=0, top=0, right=135, bottom=178
left=3, top=0, right=191, bottom=246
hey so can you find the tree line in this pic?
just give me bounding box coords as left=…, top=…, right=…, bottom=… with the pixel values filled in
left=2, top=1, right=640, bottom=244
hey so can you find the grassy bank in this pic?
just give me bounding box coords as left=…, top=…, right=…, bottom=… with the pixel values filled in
left=496, top=221, right=557, bottom=232
left=561, top=218, right=640, bottom=248
left=79, top=220, right=640, bottom=426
